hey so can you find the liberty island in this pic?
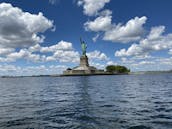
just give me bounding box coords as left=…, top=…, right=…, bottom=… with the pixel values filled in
left=63, top=39, right=105, bottom=76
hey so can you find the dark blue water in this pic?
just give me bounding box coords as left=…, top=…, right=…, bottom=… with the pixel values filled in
left=0, top=74, right=172, bottom=129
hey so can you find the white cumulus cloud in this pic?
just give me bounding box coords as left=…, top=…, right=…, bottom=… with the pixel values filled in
left=84, top=14, right=112, bottom=32
left=0, top=65, right=67, bottom=76
left=84, top=13, right=147, bottom=43
left=115, top=26, right=172, bottom=57
left=106, top=61, right=117, bottom=65
left=0, top=3, right=54, bottom=48
left=0, top=41, right=79, bottom=63
left=77, top=0, right=110, bottom=16
left=103, top=16, right=147, bottom=43
left=0, top=47, right=15, bottom=55
left=6, top=49, right=42, bottom=62
left=87, top=50, right=109, bottom=61
left=40, top=40, right=73, bottom=53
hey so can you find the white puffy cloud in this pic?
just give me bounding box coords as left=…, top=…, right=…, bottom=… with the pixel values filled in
left=87, top=50, right=109, bottom=61
left=115, top=43, right=146, bottom=57
left=45, top=49, right=109, bottom=63
left=0, top=3, right=82, bottom=65
left=78, top=0, right=147, bottom=43
left=103, top=16, right=147, bottom=43
left=6, top=49, right=42, bottom=62
left=28, top=44, right=41, bottom=52
left=29, top=41, right=73, bottom=53
left=0, top=3, right=54, bottom=48
left=92, top=34, right=100, bottom=42
left=111, top=56, right=170, bottom=71
left=0, top=65, right=21, bottom=73
left=40, top=40, right=73, bottom=53
left=139, top=61, right=155, bottom=65
left=140, top=26, right=172, bottom=51
left=99, top=9, right=112, bottom=16
left=21, top=65, right=67, bottom=75
left=52, top=50, right=80, bottom=63
left=156, top=57, right=172, bottom=66
left=106, top=61, right=117, bottom=65
left=30, top=41, right=79, bottom=63
left=0, top=47, right=15, bottom=55
left=89, top=61, right=105, bottom=69
left=84, top=14, right=112, bottom=32
left=147, top=26, right=165, bottom=39
left=131, top=57, right=172, bottom=71
left=0, top=65, right=67, bottom=76
left=0, top=39, right=111, bottom=64
left=84, top=13, right=147, bottom=43
left=0, top=57, right=13, bottom=62
left=0, top=40, right=79, bottom=63
left=115, top=26, right=172, bottom=57
left=77, top=0, right=110, bottom=16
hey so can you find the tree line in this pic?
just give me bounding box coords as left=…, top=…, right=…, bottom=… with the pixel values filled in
left=106, top=65, right=130, bottom=73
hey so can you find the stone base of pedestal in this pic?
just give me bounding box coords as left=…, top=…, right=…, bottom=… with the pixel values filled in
left=80, top=55, right=89, bottom=67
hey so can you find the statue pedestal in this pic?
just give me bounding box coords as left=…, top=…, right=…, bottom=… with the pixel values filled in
left=80, top=55, right=89, bottom=67
left=62, top=41, right=105, bottom=75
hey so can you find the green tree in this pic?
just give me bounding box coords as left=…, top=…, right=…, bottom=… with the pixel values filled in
left=106, top=65, right=130, bottom=73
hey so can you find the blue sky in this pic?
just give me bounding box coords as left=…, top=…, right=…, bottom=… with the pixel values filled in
left=0, top=0, right=172, bottom=75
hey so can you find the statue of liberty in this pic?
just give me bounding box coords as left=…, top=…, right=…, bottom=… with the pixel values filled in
left=80, top=38, right=87, bottom=56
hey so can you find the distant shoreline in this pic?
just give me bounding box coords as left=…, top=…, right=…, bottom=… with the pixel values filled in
left=130, top=70, right=172, bottom=75
left=0, top=71, right=172, bottom=78
left=0, top=73, right=128, bottom=78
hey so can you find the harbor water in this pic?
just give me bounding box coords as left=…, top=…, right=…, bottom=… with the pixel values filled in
left=0, top=74, right=172, bottom=129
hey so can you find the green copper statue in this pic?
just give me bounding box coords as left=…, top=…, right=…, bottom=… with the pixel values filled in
left=80, top=38, right=87, bottom=56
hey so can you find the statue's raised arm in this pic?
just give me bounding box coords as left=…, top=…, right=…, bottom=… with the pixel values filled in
left=80, top=38, right=87, bottom=56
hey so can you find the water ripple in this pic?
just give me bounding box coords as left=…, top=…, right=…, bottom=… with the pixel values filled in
left=0, top=74, right=172, bottom=129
